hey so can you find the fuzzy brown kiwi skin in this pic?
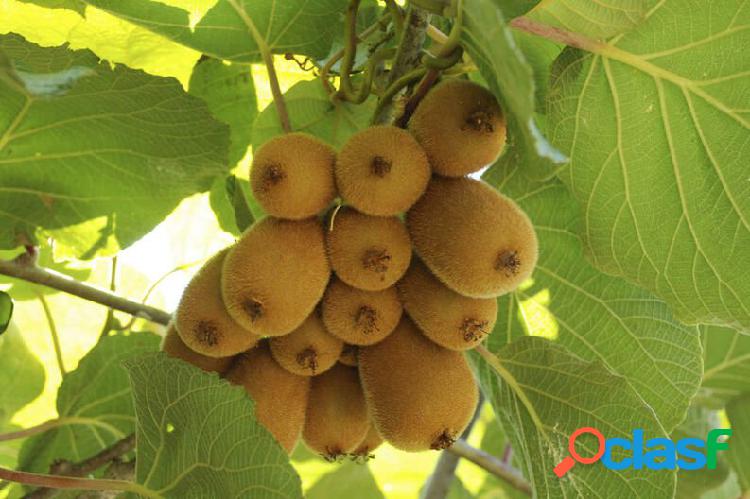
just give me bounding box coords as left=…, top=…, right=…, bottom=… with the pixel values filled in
left=339, top=344, right=359, bottom=367
left=303, top=363, right=369, bottom=460
left=326, top=206, right=412, bottom=291
left=358, top=317, right=478, bottom=452
left=269, top=311, right=344, bottom=376
left=175, top=249, right=259, bottom=358
left=350, top=424, right=383, bottom=459
left=250, top=133, right=337, bottom=220
left=162, top=323, right=234, bottom=374
left=407, top=177, right=538, bottom=298
left=321, top=277, right=403, bottom=346
left=225, top=342, right=310, bottom=454
left=335, top=126, right=431, bottom=216
left=397, top=258, right=498, bottom=350
left=221, top=217, right=331, bottom=336
left=409, top=79, right=506, bottom=177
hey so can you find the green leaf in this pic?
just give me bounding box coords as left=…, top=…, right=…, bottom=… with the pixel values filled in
left=462, top=0, right=567, bottom=180
left=726, top=394, right=750, bottom=491
left=0, top=324, right=45, bottom=424
left=18, top=332, right=160, bottom=473
left=698, top=325, right=750, bottom=409
left=548, top=0, right=750, bottom=330
left=17, top=0, right=85, bottom=15
left=483, top=163, right=702, bottom=432
left=252, top=79, right=375, bottom=149
left=0, top=34, right=229, bottom=258
left=472, top=336, right=674, bottom=497
left=208, top=174, right=258, bottom=236
left=124, top=352, right=302, bottom=498
left=189, top=57, right=257, bottom=166
left=80, top=0, right=347, bottom=62
left=493, top=0, right=541, bottom=19
left=528, top=0, right=653, bottom=39
left=0, top=291, right=11, bottom=335
left=673, top=406, right=730, bottom=499
left=307, top=461, right=383, bottom=499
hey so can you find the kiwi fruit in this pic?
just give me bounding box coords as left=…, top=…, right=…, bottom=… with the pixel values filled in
left=335, top=126, right=430, bottom=216
left=250, top=133, right=337, bottom=219
left=408, top=79, right=506, bottom=177
left=222, top=217, right=330, bottom=336
left=397, top=258, right=497, bottom=350
left=351, top=423, right=383, bottom=458
left=326, top=207, right=412, bottom=291
left=339, top=344, right=359, bottom=367
left=162, top=323, right=234, bottom=374
left=321, top=277, right=402, bottom=346
left=407, top=177, right=538, bottom=298
left=359, top=317, right=478, bottom=451
left=269, top=311, right=343, bottom=376
left=303, top=363, right=369, bottom=460
left=225, top=342, right=310, bottom=454
left=175, top=249, right=259, bottom=357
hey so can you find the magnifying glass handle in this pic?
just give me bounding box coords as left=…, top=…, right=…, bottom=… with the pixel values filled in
left=553, top=456, right=576, bottom=477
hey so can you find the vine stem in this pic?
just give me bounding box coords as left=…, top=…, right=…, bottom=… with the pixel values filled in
left=447, top=440, right=532, bottom=496
left=0, top=417, right=121, bottom=443
left=0, top=257, right=171, bottom=326
left=37, top=293, right=66, bottom=376
left=509, top=16, right=603, bottom=52
left=0, top=467, right=159, bottom=499
left=227, top=0, right=291, bottom=133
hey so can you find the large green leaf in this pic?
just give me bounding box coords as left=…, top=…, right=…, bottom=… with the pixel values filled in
left=18, top=333, right=160, bottom=474
left=472, top=336, right=674, bottom=497
left=483, top=163, right=702, bottom=432
left=725, top=394, right=750, bottom=492
left=208, top=174, right=258, bottom=236
left=548, top=0, right=750, bottom=330
left=0, top=35, right=228, bottom=257
left=124, top=352, right=302, bottom=498
left=252, top=79, right=375, bottom=149
left=306, top=462, right=383, bottom=499
left=527, top=0, right=653, bottom=39
left=188, top=57, right=257, bottom=166
left=17, top=0, right=85, bottom=15
left=0, top=324, right=44, bottom=424
left=462, top=0, right=567, bottom=180
left=81, top=0, right=347, bottom=62
left=697, top=325, right=750, bottom=409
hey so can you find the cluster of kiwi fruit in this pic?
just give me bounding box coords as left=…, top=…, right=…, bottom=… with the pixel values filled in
left=162, top=79, right=538, bottom=460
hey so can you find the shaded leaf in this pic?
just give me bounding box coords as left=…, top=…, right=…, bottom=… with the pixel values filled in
left=0, top=34, right=229, bottom=257
left=307, top=461, right=383, bottom=499
left=483, top=163, right=702, bottom=432
left=0, top=291, right=11, bottom=335
left=697, top=325, right=750, bottom=409
left=125, top=352, right=302, bottom=498
left=462, top=0, right=567, bottom=180
left=673, top=405, right=730, bottom=499
left=252, top=79, right=374, bottom=149
left=189, top=57, right=257, bottom=166
left=726, top=394, right=750, bottom=492
left=472, top=336, right=674, bottom=497
left=81, top=0, right=347, bottom=62
left=209, top=175, right=260, bottom=236
left=18, top=333, right=159, bottom=473
left=548, top=0, right=750, bottom=330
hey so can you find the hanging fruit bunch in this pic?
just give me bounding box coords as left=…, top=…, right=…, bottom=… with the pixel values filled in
left=163, top=78, right=538, bottom=460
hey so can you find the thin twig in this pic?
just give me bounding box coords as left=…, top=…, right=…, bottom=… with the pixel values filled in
left=372, top=6, right=431, bottom=124
left=37, top=293, right=66, bottom=376
left=25, top=435, right=136, bottom=499
left=0, top=466, right=157, bottom=499
left=227, top=0, right=291, bottom=133
left=99, top=256, right=118, bottom=338
left=0, top=257, right=171, bottom=326
left=447, top=440, right=531, bottom=496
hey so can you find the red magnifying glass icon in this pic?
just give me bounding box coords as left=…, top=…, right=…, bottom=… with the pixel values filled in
left=553, top=427, right=606, bottom=478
